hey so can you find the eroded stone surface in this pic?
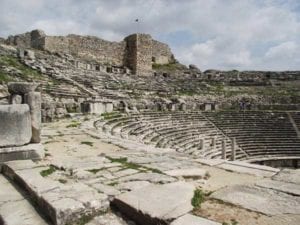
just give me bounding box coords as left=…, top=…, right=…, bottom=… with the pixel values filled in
left=171, top=214, right=221, bottom=225
left=217, top=161, right=278, bottom=177
left=87, top=212, right=129, bottom=225
left=256, top=179, right=300, bottom=196
left=0, top=175, right=48, bottom=225
left=113, top=181, right=195, bottom=225
left=24, top=91, right=42, bottom=143
left=2, top=160, right=109, bottom=225
left=272, top=169, right=300, bottom=184
left=211, top=185, right=300, bottom=216
left=164, top=168, right=207, bottom=179
left=0, top=104, right=32, bottom=147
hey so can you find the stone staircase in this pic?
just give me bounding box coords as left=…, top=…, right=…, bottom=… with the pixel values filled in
left=0, top=160, right=109, bottom=225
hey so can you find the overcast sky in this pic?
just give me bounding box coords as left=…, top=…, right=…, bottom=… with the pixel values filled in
left=1, top=0, right=300, bottom=71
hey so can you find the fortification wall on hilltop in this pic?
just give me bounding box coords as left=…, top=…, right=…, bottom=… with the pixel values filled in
left=5, top=30, right=174, bottom=75
left=44, top=35, right=127, bottom=66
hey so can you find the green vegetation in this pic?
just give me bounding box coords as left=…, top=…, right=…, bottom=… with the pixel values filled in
left=152, top=62, right=186, bottom=72
left=106, top=156, right=163, bottom=174
left=40, top=166, right=56, bottom=177
left=80, top=141, right=94, bottom=147
left=222, top=220, right=239, bottom=225
left=0, top=56, right=43, bottom=82
left=101, top=112, right=122, bottom=120
left=191, top=189, right=205, bottom=209
left=108, top=181, right=119, bottom=186
left=66, top=121, right=81, bottom=128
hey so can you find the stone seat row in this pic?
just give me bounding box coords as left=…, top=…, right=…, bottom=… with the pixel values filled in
left=204, top=111, right=300, bottom=160
left=99, top=112, right=243, bottom=160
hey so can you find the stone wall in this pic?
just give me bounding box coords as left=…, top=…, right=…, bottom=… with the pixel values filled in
left=43, top=35, right=127, bottom=66
left=152, top=40, right=174, bottom=64
left=6, top=30, right=174, bottom=75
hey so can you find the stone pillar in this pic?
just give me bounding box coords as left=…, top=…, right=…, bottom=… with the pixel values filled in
left=199, top=139, right=204, bottom=150
left=222, top=139, right=227, bottom=159
left=231, top=137, right=236, bottom=161
left=24, top=92, right=41, bottom=143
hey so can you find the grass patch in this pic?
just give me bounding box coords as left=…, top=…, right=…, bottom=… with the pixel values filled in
left=108, top=181, right=119, bottom=186
left=0, top=55, right=43, bottom=82
left=66, top=121, right=81, bottom=128
left=152, top=62, right=186, bottom=72
left=191, top=189, right=205, bottom=209
left=40, top=166, right=56, bottom=177
left=106, top=156, right=163, bottom=174
left=101, top=112, right=121, bottom=120
left=81, top=141, right=94, bottom=147
left=222, top=220, right=239, bottom=225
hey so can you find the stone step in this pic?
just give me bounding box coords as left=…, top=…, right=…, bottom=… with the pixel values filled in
left=112, top=181, right=195, bottom=225
left=0, top=174, right=49, bottom=225
left=2, top=160, right=109, bottom=225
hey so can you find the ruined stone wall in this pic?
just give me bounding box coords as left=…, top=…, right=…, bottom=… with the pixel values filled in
left=6, top=30, right=175, bottom=75
left=152, top=40, right=174, bottom=64
left=44, top=36, right=70, bottom=54
left=6, top=30, right=46, bottom=49
left=6, top=31, right=32, bottom=48
left=68, top=35, right=126, bottom=65
left=43, top=35, right=126, bottom=66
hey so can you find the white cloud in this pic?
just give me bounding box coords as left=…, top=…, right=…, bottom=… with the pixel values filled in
left=265, top=41, right=298, bottom=59
left=0, top=0, right=299, bottom=70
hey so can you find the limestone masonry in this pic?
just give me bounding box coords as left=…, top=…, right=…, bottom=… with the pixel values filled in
left=6, top=29, right=175, bottom=75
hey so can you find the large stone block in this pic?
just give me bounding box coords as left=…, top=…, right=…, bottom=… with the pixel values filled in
left=8, top=82, right=39, bottom=95
left=24, top=92, right=41, bottom=143
left=112, top=181, right=195, bottom=225
left=0, top=104, right=32, bottom=147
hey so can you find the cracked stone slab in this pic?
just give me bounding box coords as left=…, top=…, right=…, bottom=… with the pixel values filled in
left=86, top=212, right=128, bottom=225
left=171, top=214, right=221, bottom=225
left=113, top=181, right=195, bottom=225
left=164, top=168, right=207, bottom=179
left=85, top=180, right=121, bottom=196
left=256, top=179, right=300, bottom=196
left=272, top=169, right=300, bottom=184
left=0, top=175, right=48, bottom=225
left=211, top=185, right=300, bottom=216
left=117, top=181, right=151, bottom=191
left=217, top=161, right=279, bottom=177
left=113, top=168, right=140, bottom=178
left=117, top=172, right=177, bottom=184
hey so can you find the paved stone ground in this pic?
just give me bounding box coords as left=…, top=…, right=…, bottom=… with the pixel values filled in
left=1, top=115, right=299, bottom=225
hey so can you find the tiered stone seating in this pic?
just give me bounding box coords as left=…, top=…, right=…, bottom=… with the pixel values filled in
left=291, top=112, right=300, bottom=130
left=98, top=111, right=247, bottom=160
left=204, top=111, right=300, bottom=160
